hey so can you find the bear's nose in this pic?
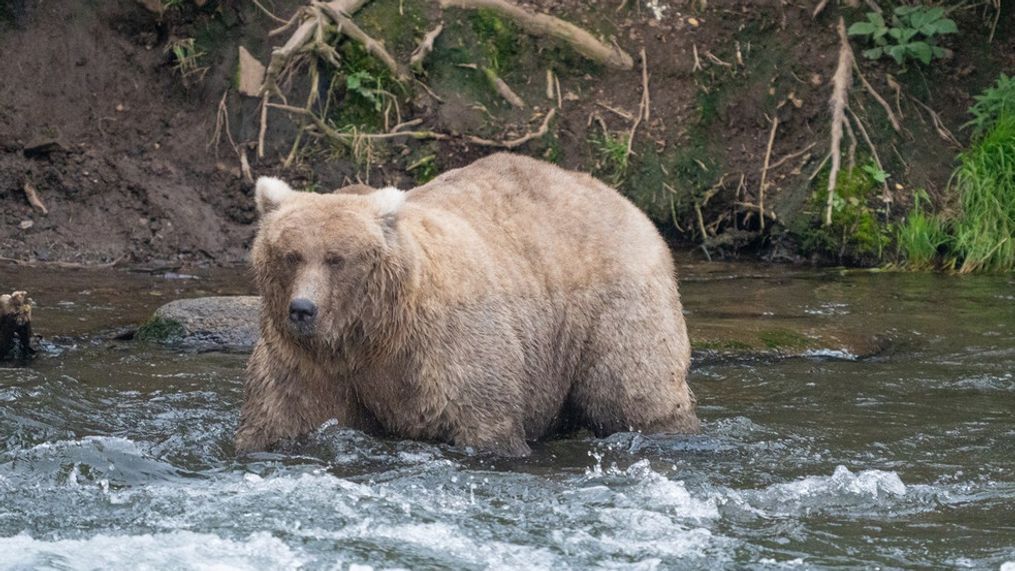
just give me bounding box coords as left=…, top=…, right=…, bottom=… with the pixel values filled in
left=289, top=298, right=317, bottom=324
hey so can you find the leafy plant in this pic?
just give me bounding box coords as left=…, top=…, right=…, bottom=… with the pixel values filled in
left=848, top=6, right=957, bottom=65
left=964, top=73, right=1015, bottom=139
left=863, top=163, right=889, bottom=184
left=346, top=70, right=384, bottom=111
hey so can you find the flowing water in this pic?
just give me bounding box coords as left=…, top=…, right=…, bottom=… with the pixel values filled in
left=1, top=261, right=1013, bottom=570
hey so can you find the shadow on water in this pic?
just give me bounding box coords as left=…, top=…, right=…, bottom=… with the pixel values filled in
left=1, top=261, right=1013, bottom=569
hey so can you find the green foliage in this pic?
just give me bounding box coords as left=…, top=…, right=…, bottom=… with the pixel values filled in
left=346, top=71, right=384, bottom=112
left=166, top=38, right=208, bottom=83
left=589, top=130, right=630, bottom=186
left=796, top=164, right=893, bottom=263
left=896, top=190, right=952, bottom=270
left=848, top=6, right=957, bottom=65
left=950, top=112, right=1015, bottom=273
left=964, top=73, right=1015, bottom=140
left=406, top=154, right=439, bottom=184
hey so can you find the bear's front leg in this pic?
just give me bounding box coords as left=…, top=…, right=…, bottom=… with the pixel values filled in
left=235, top=338, right=375, bottom=453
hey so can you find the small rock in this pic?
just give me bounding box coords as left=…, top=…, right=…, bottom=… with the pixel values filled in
left=19, top=220, right=33, bottom=230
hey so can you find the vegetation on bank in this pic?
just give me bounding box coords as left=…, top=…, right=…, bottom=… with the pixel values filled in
left=151, top=0, right=1010, bottom=272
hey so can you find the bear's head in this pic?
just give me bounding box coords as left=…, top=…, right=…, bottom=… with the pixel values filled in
left=252, top=177, right=409, bottom=346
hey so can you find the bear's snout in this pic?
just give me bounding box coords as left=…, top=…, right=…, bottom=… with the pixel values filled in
left=288, top=298, right=318, bottom=329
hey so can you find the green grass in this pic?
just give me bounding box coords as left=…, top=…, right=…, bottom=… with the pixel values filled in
left=951, top=112, right=1015, bottom=273
left=896, top=191, right=952, bottom=270
left=589, top=130, right=630, bottom=186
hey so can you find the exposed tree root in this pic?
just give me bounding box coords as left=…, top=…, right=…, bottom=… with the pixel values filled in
left=466, top=109, right=556, bottom=149
left=853, top=60, right=900, bottom=133
left=411, top=23, right=443, bottom=71
left=758, top=114, right=779, bottom=231
left=438, top=0, right=634, bottom=70
left=824, top=17, right=853, bottom=227
left=847, top=107, right=892, bottom=206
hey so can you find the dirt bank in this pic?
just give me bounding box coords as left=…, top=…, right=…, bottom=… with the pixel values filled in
left=0, top=0, right=1010, bottom=266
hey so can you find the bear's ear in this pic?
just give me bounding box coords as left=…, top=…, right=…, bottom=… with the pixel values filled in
left=255, top=177, right=296, bottom=215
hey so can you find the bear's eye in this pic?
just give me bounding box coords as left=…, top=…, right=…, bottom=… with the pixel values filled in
left=325, top=254, right=345, bottom=269
left=283, top=252, right=303, bottom=266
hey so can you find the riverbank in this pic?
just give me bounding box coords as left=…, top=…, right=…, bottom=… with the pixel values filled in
left=1, top=1, right=1010, bottom=266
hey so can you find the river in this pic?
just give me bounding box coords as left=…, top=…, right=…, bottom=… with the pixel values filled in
left=1, top=261, right=1012, bottom=569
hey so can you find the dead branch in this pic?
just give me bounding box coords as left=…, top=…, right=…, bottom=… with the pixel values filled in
left=466, top=109, right=556, bottom=149
left=758, top=115, right=779, bottom=231
left=411, top=23, right=444, bottom=71
left=252, top=0, right=290, bottom=24
left=768, top=142, right=817, bottom=171
left=853, top=60, right=900, bottom=132
left=812, top=0, right=829, bottom=18
left=319, top=3, right=411, bottom=83
left=596, top=102, right=634, bottom=121
left=824, top=18, right=853, bottom=227
left=625, top=48, right=649, bottom=160
left=439, top=0, right=634, bottom=70
left=269, top=103, right=450, bottom=142
left=23, top=182, right=48, bottom=215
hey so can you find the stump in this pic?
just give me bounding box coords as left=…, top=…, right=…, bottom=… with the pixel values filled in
left=0, top=291, right=34, bottom=360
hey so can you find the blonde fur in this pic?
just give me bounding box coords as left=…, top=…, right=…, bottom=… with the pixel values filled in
left=236, top=153, right=697, bottom=456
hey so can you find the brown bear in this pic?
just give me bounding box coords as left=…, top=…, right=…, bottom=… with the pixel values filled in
left=235, top=153, right=697, bottom=456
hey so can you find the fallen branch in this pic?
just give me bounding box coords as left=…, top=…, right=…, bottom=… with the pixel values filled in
left=439, top=0, right=634, bottom=70
left=410, top=23, right=444, bottom=71
left=758, top=114, right=779, bottom=231
left=23, top=182, right=48, bottom=215
left=824, top=17, right=853, bottom=227
left=466, top=108, right=556, bottom=149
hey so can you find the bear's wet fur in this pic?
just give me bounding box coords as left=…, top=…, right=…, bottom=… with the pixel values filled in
left=235, top=153, right=698, bottom=456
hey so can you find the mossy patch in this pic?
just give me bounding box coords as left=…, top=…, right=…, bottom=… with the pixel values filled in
left=136, top=316, right=186, bottom=344
left=757, top=329, right=811, bottom=350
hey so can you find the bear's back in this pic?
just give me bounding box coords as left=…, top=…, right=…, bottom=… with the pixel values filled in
left=404, top=153, right=673, bottom=293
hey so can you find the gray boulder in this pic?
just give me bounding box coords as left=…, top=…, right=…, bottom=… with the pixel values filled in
left=140, top=296, right=260, bottom=350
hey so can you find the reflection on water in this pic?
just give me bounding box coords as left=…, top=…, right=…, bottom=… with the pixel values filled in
left=1, top=262, right=1013, bottom=569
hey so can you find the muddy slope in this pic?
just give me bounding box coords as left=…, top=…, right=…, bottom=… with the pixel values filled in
left=0, top=0, right=1011, bottom=265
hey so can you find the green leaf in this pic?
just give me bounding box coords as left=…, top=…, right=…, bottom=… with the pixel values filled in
left=887, top=45, right=907, bottom=64
left=932, top=45, right=946, bottom=58
left=925, top=7, right=945, bottom=21
left=868, top=12, right=885, bottom=28
left=935, top=18, right=958, bottom=34
left=894, top=6, right=916, bottom=16
left=863, top=47, right=884, bottom=60
left=908, top=41, right=933, bottom=64
left=889, top=28, right=903, bottom=39
left=848, top=22, right=877, bottom=36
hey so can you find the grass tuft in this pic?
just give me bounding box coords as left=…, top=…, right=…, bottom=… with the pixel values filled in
left=951, top=112, right=1015, bottom=273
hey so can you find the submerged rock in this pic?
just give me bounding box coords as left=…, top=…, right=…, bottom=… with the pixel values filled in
left=142, top=296, right=259, bottom=350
